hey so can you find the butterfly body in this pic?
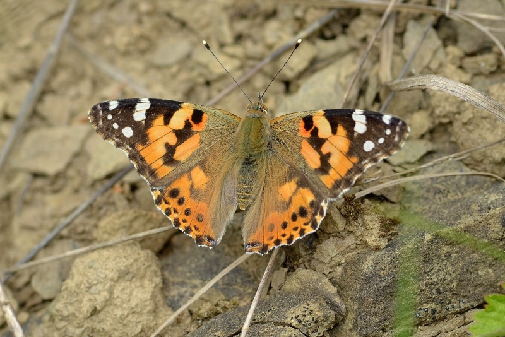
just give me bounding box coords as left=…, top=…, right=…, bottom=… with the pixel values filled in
left=89, top=98, right=408, bottom=254
left=233, top=102, right=271, bottom=210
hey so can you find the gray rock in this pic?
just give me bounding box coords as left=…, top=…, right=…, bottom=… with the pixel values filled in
left=455, top=0, right=505, bottom=54
left=31, top=240, right=75, bottom=300
left=388, top=139, right=434, bottom=165
left=37, top=94, right=71, bottom=126
left=277, top=52, right=359, bottom=115
left=14, top=125, right=89, bottom=176
left=149, top=35, right=192, bottom=67
left=189, top=269, right=345, bottom=337
left=85, top=135, right=130, bottom=181
left=43, top=243, right=175, bottom=336
left=451, top=82, right=505, bottom=177
left=402, top=19, right=443, bottom=74
left=94, top=209, right=176, bottom=252
left=461, top=53, right=498, bottom=75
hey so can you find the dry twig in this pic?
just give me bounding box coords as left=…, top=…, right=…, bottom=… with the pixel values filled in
left=0, top=282, right=24, bottom=337
left=389, top=75, right=505, bottom=124
left=0, top=0, right=79, bottom=174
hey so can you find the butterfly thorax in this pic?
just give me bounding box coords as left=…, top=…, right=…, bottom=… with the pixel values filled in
left=234, top=102, right=271, bottom=210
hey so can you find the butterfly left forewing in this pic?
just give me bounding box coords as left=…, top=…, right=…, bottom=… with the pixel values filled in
left=270, top=109, right=409, bottom=199
left=89, top=98, right=241, bottom=248
left=89, top=98, right=240, bottom=187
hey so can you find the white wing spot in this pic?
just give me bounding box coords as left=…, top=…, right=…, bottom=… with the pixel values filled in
left=122, top=126, right=133, bottom=138
left=395, top=134, right=399, bottom=142
left=109, top=100, right=119, bottom=110
left=352, top=114, right=367, bottom=134
left=383, top=115, right=392, bottom=125
left=113, top=123, right=119, bottom=129
left=386, top=129, right=391, bottom=135
left=378, top=137, right=384, bottom=144
left=133, top=110, right=147, bottom=121
left=354, top=109, right=364, bottom=114
left=133, top=99, right=150, bottom=121
left=364, top=140, right=375, bottom=152
left=107, top=114, right=112, bottom=120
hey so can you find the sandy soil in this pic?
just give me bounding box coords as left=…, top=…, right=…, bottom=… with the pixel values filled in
left=1, top=1, right=504, bottom=336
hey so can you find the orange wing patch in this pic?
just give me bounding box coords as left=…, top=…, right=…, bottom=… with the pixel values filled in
left=173, top=134, right=200, bottom=161
left=245, top=177, right=328, bottom=254
left=152, top=167, right=216, bottom=247
left=299, top=112, right=359, bottom=190
left=135, top=106, right=208, bottom=180
left=300, top=140, right=321, bottom=169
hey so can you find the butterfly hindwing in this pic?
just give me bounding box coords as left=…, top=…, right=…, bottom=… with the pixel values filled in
left=242, top=153, right=328, bottom=254
left=151, top=155, right=238, bottom=248
left=270, top=109, right=409, bottom=199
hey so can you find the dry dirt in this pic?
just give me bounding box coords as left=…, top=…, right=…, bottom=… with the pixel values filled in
left=1, top=1, right=505, bottom=336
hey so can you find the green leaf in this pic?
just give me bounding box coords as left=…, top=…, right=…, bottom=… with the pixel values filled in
left=468, top=284, right=505, bottom=337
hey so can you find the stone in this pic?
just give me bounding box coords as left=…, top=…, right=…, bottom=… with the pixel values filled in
left=31, top=240, right=76, bottom=300
left=94, top=209, right=176, bottom=252
left=461, top=53, right=498, bottom=75
left=43, top=243, right=176, bottom=336
left=277, top=52, right=359, bottom=115
left=148, top=35, right=193, bottom=67
left=455, top=0, right=505, bottom=54
left=402, top=19, right=443, bottom=74
left=37, top=94, right=71, bottom=126
left=452, top=82, right=505, bottom=177
left=388, top=139, right=434, bottom=165
left=14, top=125, right=89, bottom=176
left=85, top=135, right=130, bottom=181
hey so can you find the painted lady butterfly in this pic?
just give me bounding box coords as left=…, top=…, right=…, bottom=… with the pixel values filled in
left=89, top=97, right=408, bottom=254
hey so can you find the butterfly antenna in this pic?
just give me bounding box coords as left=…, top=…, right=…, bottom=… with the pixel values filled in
left=260, top=38, right=302, bottom=101
left=203, top=40, right=252, bottom=104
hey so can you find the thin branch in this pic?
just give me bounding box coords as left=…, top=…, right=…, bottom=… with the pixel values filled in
left=341, top=0, right=401, bottom=107
left=206, top=9, right=339, bottom=106
left=240, top=248, right=280, bottom=337
left=388, top=75, right=505, bottom=124
left=355, top=172, right=505, bottom=199
left=448, top=12, right=505, bottom=57
left=150, top=254, right=250, bottom=337
left=381, top=0, right=443, bottom=112
left=366, top=137, right=505, bottom=183
left=0, top=0, right=79, bottom=174
left=0, top=282, right=24, bottom=337
left=1, top=226, right=174, bottom=276
left=283, top=0, right=505, bottom=22
left=1, top=165, right=133, bottom=283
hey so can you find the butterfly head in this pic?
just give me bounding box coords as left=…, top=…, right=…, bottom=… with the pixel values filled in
left=246, top=101, right=268, bottom=116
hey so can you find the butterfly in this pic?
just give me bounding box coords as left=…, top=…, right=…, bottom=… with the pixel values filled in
left=88, top=98, right=408, bottom=254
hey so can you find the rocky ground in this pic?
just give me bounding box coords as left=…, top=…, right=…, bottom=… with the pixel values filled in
left=1, top=0, right=505, bottom=336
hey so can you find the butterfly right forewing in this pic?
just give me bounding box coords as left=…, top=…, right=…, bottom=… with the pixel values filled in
left=270, top=108, right=409, bottom=199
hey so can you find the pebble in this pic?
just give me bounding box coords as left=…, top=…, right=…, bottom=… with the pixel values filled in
left=14, top=125, right=89, bottom=176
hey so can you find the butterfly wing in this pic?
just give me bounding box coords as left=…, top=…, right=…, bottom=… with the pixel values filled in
left=242, top=153, right=328, bottom=254
left=243, top=109, right=408, bottom=254
left=89, top=98, right=241, bottom=247
left=270, top=109, right=409, bottom=199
